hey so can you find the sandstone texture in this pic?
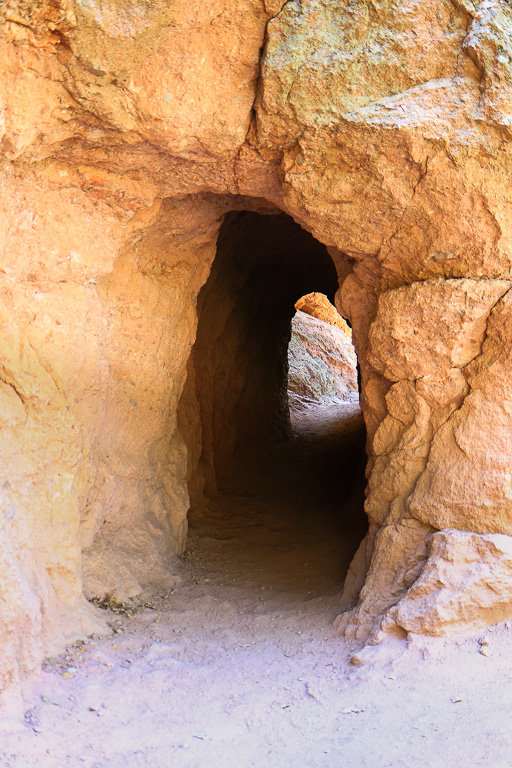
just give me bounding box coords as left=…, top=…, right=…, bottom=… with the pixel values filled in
left=287, top=309, right=358, bottom=412
left=3, top=0, right=512, bottom=707
left=385, top=529, right=512, bottom=637
left=295, top=292, right=353, bottom=335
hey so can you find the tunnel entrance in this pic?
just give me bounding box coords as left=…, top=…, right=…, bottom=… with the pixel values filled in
left=287, top=291, right=360, bottom=435
left=181, top=210, right=367, bottom=597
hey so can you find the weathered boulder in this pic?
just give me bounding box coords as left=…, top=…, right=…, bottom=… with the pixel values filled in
left=287, top=310, right=358, bottom=412
left=295, top=292, right=353, bottom=335
left=386, top=529, right=512, bottom=637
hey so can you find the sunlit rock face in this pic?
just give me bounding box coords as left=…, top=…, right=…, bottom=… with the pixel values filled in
left=287, top=309, right=359, bottom=413
left=3, top=0, right=512, bottom=707
left=295, top=292, right=353, bottom=334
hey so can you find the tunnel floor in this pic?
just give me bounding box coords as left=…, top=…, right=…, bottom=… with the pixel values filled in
left=9, top=406, right=512, bottom=767
left=186, top=400, right=367, bottom=600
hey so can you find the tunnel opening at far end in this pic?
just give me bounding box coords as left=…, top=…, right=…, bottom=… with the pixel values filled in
left=179, top=210, right=368, bottom=597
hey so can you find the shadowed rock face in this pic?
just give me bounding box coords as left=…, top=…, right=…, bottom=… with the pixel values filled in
left=182, top=211, right=339, bottom=498
left=3, top=0, right=512, bottom=708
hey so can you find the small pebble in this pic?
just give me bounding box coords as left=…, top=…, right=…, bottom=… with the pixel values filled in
left=41, top=696, right=59, bottom=706
left=451, top=697, right=463, bottom=703
left=480, top=647, right=490, bottom=657
left=479, top=636, right=490, bottom=646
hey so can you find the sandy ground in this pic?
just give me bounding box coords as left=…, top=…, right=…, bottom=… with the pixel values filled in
left=2, top=405, right=512, bottom=767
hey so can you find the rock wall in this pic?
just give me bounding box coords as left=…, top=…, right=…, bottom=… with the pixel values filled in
left=287, top=309, right=359, bottom=413
left=3, top=0, right=512, bottom=706
left=295, top=292, right=354, bottom=334
left=0, top=182, right=229, bottom=711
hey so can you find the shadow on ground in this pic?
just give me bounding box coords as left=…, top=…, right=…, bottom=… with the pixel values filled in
left=187, top=403, right=368, bottom=599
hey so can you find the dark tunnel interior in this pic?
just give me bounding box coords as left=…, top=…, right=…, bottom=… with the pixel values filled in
left=181, top=210, right=368, bottom=595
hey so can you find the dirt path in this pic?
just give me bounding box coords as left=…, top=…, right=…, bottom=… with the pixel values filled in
left=2, top=406, right=512, bottom=767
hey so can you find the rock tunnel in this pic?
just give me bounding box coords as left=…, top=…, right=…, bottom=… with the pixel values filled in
left=180, top=210, right=368, bottom=593
left=4, top=0, right=512, bottom=714
left=183, top=212, right=357, bottom=489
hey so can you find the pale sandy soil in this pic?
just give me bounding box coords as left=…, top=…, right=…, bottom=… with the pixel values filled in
left=2, top=405, right=512, bottom=768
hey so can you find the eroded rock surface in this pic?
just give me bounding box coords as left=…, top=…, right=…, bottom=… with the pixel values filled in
left=3, top=0, right=512, bottom=707
left=386, top=529, right=512, bottom=637
left=287, top=310, right=358, bottom=413
left=295, top=292, right=353, bottom=334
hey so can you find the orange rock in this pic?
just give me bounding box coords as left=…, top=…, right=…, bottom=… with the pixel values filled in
left=294, top=293, right=352, bottom=336
left=3, top=0, right=512, bottom=708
